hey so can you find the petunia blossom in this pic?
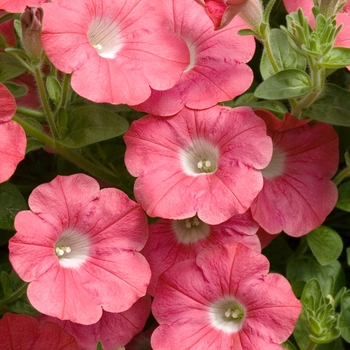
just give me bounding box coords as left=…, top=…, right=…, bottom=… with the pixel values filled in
left=0, top=313, right=78, bottom=350
left=0, top=83, right=26, bottom=183
left=151, top=243, right=302, bottom=350
left=0, top=0, right=47, bottom=13
left=251, top=110, right=339, bottom=237
left=41, top=0, right=189, bottom=105
left=143, top=211, right=261, bottom=296
left=124, top=105, right=273, bottom=225
left=9, top=173, right=151, bottom=325
left=133, top=0, right=255, bottom=116
left=195, top=0, right=263, bottom=30
left=283, top=0, right=350, bottom=70
left=39, top=295, right=151, bottom=350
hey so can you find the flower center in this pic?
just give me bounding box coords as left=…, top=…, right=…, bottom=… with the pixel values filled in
left=55, top=229, right=90, bottom=268
left=172, top=216, right=210, bottom=244
left=180, top=138, right=219, bottom=175
left=88, top=17, right=123, bottom=59
left=261, top=145, right=286, bottom=179
left=209, top=297, right=246, bottom=333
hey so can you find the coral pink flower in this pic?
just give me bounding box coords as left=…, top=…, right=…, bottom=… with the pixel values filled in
left=0, top=83, right=26, bottom=183
left=151, top=243, right=302, bottom=350
left=251, top=110, right=339, bottom=237
left=9, top=174, right=151, bottom=325
left=143, top=211, right=261, bottom=295
left=41, top=0, right=189, bottom=105
left=0, top=313, right=78, bottom=350
left=124, top=105, right=272, bottom=225
left=39, top=295, right=151, bottom=350
left=133, top=0, right=255, bottom=116
left=0, top=0, right=46, bottom=13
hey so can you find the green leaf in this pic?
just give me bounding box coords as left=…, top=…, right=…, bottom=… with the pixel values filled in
left=3, top=82, right=28, bottom=98
left=254, top=69, right=313, bottom=100
left=281, top=340, right=298, bottom=350
left=339, top=290, right=350, bottom=343
left=303, top=84, right=350, bottom=126
left=46, top=75, right=62, bottom=105
left=21, top=117, right=45, bottom=153
left=347, top=247, right=350, bottom=266
left=0, top=182, right=28, bottom=230
left=0, top=52, right=26, bottom=82
left=260, top=29, right=306, bottom=80
left=345, top=149, right=350, bottom=167
left=287, top=255, right=345, bottom=296
left=307, top=226, right=343, bottom=266
left=237, top=29, right=256, bottom=36
left=336, top=182, right=350, bottom=212
left=1, top=271, right=13, bottom=297
left=319, top=47, right=350, bottom=68
left=60, top=106, right=129, bottom=148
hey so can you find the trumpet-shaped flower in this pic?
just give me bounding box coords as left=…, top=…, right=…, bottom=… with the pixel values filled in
left=9, top=174, right=151, bottom=325
left=39, top=295, right=151, bottom=350
left=0, top=313, right=78, bottom=350
left=0, top=83, right=26, bottom=183
left=143, top=211, right=260, bottom=295
left=41, top=0, right=189, bottom=105
left=251, top=110, right=339, bottom=237
left=124, top=105, right=273, bottom=225
left=151, top=243, right=302, bottom=350
left=133, top=0, right=255, bottom=116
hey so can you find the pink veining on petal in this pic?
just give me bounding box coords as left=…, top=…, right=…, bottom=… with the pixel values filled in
left=133, top=0, right=255, bottom=116
left=124, top=105, right=272, bottom=225
left=9, top=174, right=151, bottom=325
left=41, top=0, right=189, bottom=105
left=251, top=110, right=339, bottom=237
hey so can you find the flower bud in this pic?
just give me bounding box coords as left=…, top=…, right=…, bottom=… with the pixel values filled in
left=20, top=6, right=44, bottom=63
left=195, top=0, right=263, bottom=31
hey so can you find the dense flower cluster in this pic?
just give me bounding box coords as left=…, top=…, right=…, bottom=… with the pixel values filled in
left=0, top=0, right=346, bottom=348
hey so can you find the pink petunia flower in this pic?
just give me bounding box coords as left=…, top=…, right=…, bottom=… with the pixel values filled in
left=133, top=0, right=255, bottom=116
left=283, top=0, right=350, bottom=69
left=0, top=83, right=26, bottom=183
left=143, top=211, right=261, bottom=296
left=0, top=313, right=78, bottom=350
left=9, top=173, right=151, bottom=325
left=0, top=0, right=47, bottom=13
left=124, top=105, right=273, bottom=225
left=40, top=0, right=189, bottom=105
left=251, top=110, right=339, bottom=237
left=195, top=0, right=263, bottom=30
left=39, top=295, right=151, bottom=350
left=151, top=243, right=302, bottom=350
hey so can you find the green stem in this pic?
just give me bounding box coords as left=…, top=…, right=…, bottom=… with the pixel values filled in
left=291, top=58, right=325, bottom=118
left=0, top=282, right=28, bottom=310
left=34, top=66, right=60, bottom=139
left=333, top=166, right=350, bottom=186
left=16, top=106, right=45, bottom=118
left=263, top=32, right=280, bottom=73
left=306, top=340, right=317, bottom=350
left=58, top=73, right=71, bottom=108
left=13, top=116, right=123, bottom=187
